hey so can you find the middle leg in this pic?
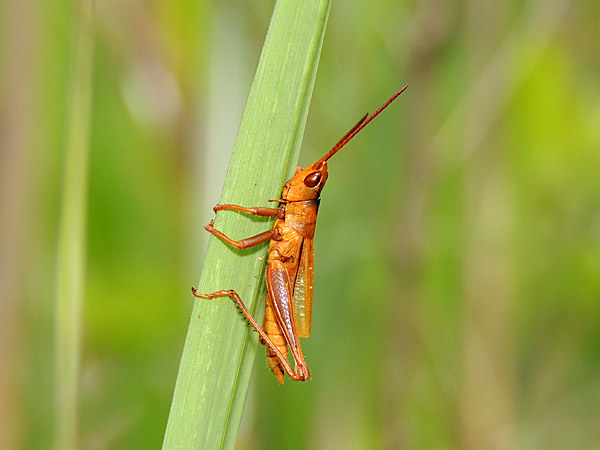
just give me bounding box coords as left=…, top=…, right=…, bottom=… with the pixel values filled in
left=205, top=220, right=281, bottom=249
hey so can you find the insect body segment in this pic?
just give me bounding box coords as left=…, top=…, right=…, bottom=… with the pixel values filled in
left=192, top=86, right=407, bottom=383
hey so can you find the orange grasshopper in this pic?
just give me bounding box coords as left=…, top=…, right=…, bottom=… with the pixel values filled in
left=193, top=86, right=407, bottom=384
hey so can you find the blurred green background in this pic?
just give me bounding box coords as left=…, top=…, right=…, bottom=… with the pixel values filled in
left=2, top=0, right=600, bottom=448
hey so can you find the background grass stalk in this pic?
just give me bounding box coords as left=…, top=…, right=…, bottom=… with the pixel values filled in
left=162, top=0, right=331, bottom=448
left=53, top=1, right=94, bottom=449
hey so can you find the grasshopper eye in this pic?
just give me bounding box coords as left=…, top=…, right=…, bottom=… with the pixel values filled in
left=303, top=172, right=321, bottom=187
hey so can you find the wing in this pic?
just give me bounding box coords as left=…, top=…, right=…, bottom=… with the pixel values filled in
left=293, top=238, right=314, bottom=338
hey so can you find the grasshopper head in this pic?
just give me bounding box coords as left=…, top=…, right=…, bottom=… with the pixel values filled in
left=281, top=160, right=329, bottom=202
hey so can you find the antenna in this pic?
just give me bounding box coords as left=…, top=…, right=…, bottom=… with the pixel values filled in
left=313, top=85, right=408, bottom=167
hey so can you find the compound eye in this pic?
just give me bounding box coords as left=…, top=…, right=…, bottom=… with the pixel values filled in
left=303, top=172, right=321, bottom=187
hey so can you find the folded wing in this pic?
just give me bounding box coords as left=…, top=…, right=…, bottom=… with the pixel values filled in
left=293, top=239, right=314, bottom=338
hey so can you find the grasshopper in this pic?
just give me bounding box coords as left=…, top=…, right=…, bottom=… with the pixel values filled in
left=193, top=86, right=407, bottom=383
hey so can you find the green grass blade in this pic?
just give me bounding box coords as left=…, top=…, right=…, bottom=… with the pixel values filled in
left=53, top=1, right=95, bottom=450
left=162, top=1, right=331, bottom=449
